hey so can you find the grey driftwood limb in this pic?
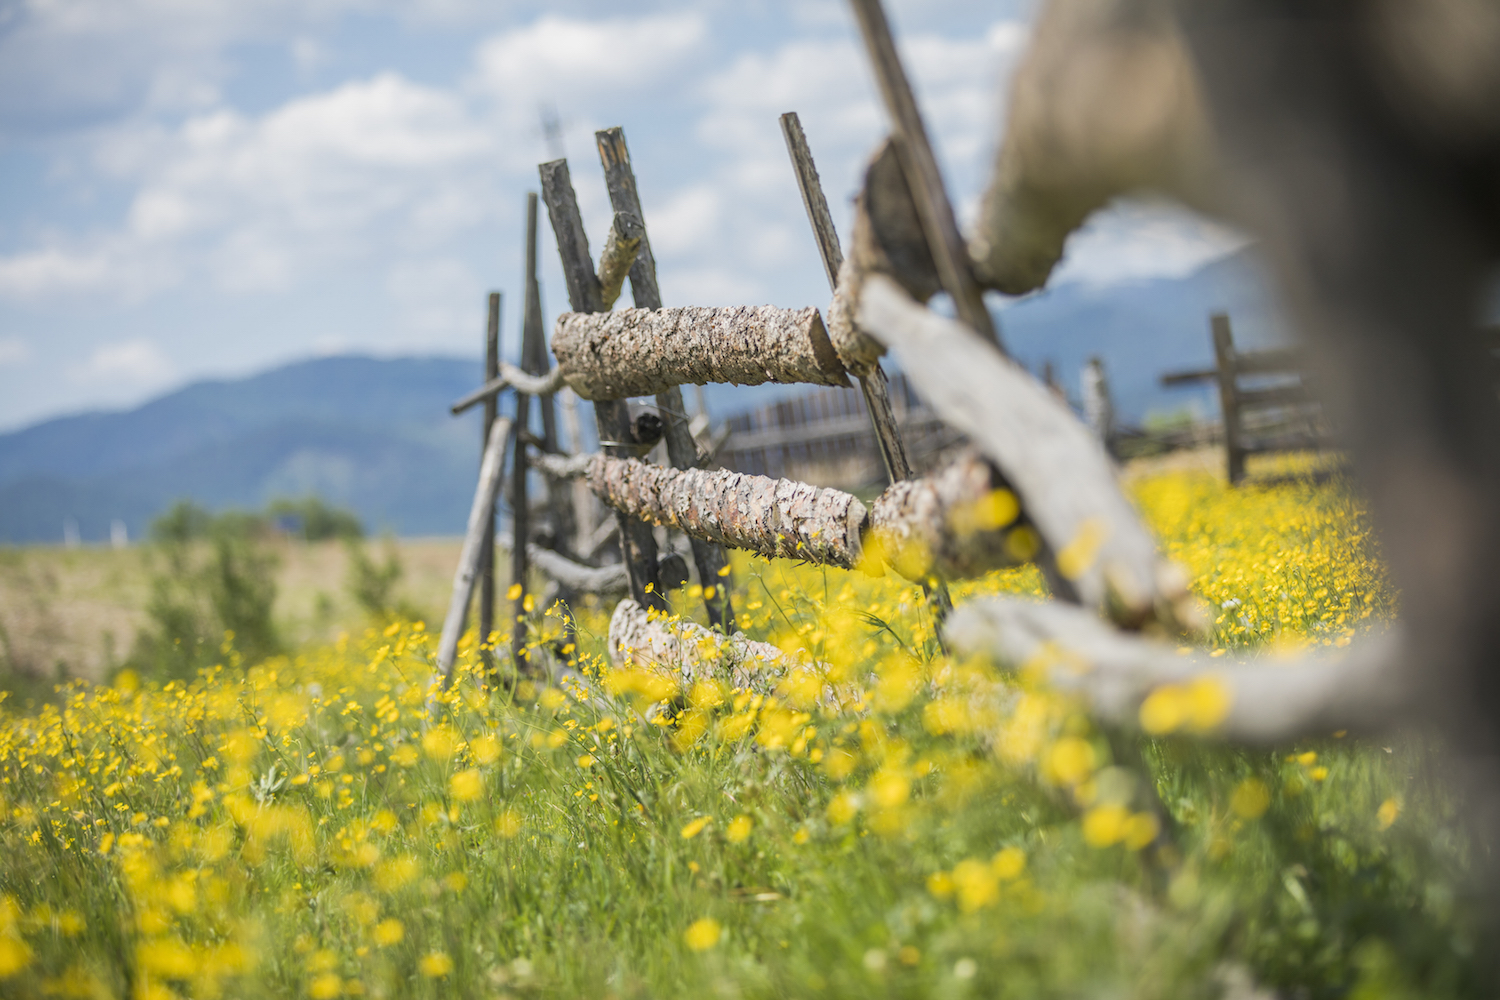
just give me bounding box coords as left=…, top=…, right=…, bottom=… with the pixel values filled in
left=595, top=210, right=643, bottom=310
left=530, top=544, right=629, bottom=595
left=450, top=363, right=566, bottom=416
left=596, top=125, right=736, bottom=631
left=551, top=305, right=850, bottom=401
left=946, top=598, right=1410, bottom=744
left=585, top=455, right=869, bottom=570
left=436, top=415, right=514, bottom=685
left=608, top=599, right=789, bottom=692
left=856, top=274, right=1194, bottom=626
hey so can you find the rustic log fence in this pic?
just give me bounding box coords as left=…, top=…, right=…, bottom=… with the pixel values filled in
left=427, top=0, right=1416, bottom=787
left=1161, top=312, right=1332, bottom=483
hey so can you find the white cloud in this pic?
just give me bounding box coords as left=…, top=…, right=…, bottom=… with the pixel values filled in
left=1048, top=199, right=1250, bottom=288
left=69, top=338, right=175, bottom=387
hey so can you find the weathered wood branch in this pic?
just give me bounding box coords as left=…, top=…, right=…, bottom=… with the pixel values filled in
left=585, top=455, right=869, bottom=570
left=597, top=124, right=736, bottom=631
left=551, top=305, right=849, bottom=401
left=530, top=544, right=629, bottom=595
left=847, top=0, right=1001, bottom=348
left=856, top=274, right=1195, bottom=627
left=437, top=415, right=513, bottom=685
left=450, top=364, right=566, bottom=415
left=596, top=210, right=643, bottom=310
left=946, top=598, right=1409, bottom=744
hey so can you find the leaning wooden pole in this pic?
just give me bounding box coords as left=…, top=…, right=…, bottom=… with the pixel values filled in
left=780, top=111, right=913, bottom=485
left=596, top=125, right=736, bottom=631
left=478, top=291, right=502, bottom=669
left=538, top=158, right=667, bottom=613
left=780, top=110, right=952, bottom=632
left=846, top=0, right=1001, bottom=349
left=510, top=196, right=540, bottom=669
left=437, top=415, right=513, bottom=686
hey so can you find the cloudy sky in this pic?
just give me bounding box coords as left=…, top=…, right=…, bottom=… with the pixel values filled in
left=0, top=0, right=1246, bottom=431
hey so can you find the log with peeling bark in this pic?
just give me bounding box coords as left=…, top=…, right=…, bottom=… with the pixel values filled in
left=856, top=274, right=1197, bottom=629
left=871, top=448, right=1036, bottom=581
left=586, top=455, right=869, bottom=570
left=946, top=598, right=1409, bottom=744
left=608, top=598, right=794, bottom=693
left=436, top=415, right=513, bottom=685
left=551, top=305, right=849, bottom=401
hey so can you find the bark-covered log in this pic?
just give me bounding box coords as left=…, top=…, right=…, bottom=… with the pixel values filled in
left=585, top=455, right=868, bottom=570
left=947, top=598, right=1409, bottom=744
left=857, top=274, right=1196, bottom=628
left=551, top=305, right=849, bottom=401
left=608, top=598, right=792, bottom=692
left=595, top=210, right=643, bottom=310
left=436, top=415, right=513, bottom=685
left=871, top=448, right=1033, bottom=581
left=450, top=364, right=566, bottom=416
left=529, top=544, right=629, bottom=595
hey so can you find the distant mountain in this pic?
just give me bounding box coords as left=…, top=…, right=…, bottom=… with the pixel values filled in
left=0, top=248, right=1292, bottom=544
left=0, top=356, right=486, bottom=544
left=998, top=246, right=1292, bottom=426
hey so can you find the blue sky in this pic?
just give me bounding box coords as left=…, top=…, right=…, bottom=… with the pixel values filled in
left=0, top=0, right=1246, bottom=431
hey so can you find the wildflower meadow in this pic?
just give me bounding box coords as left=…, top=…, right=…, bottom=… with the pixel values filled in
left=0, top=462, right=1482, bottom=998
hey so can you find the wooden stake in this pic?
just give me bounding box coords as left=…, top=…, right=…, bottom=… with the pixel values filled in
left=510, top=197, right=540, bottom=668
left=846, top=0, right=1002, bottom=349
left=538, top=157, right=666, bottom=612
left=596, top=125, right=736, bottom=630
left=478, top=291, right=502, bottom=669
left=1211, top=313, right=1247, bottom=484
left=437, top=415, right=513, bottom=686
left=780, top=111, right=913, bottom=485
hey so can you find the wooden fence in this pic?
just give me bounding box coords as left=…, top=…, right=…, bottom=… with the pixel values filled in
left=424, top=0, right=1407, bottom=761
left=717, top=372, right=962, bottom=489
left=1161, top=312, right=1332, bottom=482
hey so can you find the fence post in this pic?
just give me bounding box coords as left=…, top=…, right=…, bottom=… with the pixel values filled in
left=846, top=0, right=1001, bottom=349
left=595, top=126, right=736, bottom=630
left=510, top=197, right=540, bottom=667
left=478, top=291, right=502, bottom=670
left=538, top=157, right=667, bottom=613
left=1211, top=313, right=1246, bottom=484
left=780, top=111, right=914, bottom=486
left=1081, top=355, right=1115, bottom=452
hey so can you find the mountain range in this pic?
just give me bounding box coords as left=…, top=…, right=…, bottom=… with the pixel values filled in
left=0, top=249, right=1290, bottom=544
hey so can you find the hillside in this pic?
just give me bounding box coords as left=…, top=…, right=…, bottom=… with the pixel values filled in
left=0, top=356, right=486, bottom=544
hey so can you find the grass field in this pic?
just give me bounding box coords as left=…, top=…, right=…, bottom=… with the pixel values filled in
left=0, top=455, right=1484, bottom=998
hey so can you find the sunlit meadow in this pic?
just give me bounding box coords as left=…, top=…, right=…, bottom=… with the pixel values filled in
left=0, top=462, right=1481, bottom=998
